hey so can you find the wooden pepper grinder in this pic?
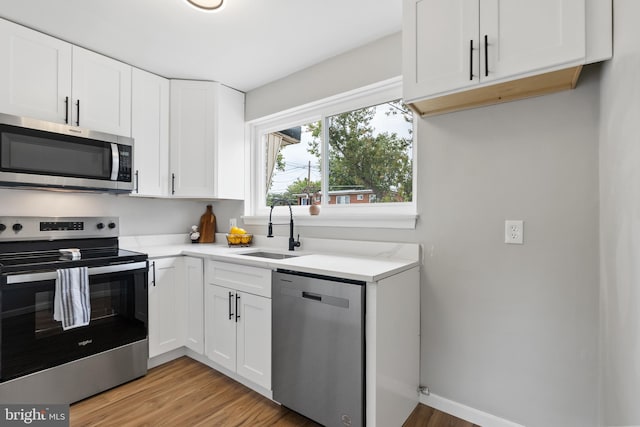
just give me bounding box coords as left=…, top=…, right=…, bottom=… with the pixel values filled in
left=198, top=205, right=216, bottom=243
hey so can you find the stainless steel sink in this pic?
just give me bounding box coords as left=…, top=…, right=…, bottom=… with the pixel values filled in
left=240, top=251, right=299, bottom=260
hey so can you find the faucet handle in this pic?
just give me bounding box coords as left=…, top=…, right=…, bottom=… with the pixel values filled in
left=294, top=234, right=301, bottom=248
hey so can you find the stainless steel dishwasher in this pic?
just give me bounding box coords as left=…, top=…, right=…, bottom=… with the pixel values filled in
left=272, top=269, right=365, bottom=427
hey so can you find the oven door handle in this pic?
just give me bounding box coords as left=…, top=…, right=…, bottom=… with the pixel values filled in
left=5, top=261, right=148, bottom=285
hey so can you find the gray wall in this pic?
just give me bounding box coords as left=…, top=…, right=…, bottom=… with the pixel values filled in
left=245, top=33, right=601, bottom=426
left=0, top=188, right=243, bottom=237
left=245, top=32, right=402, bottom=121
left=599, top=1, right=640, bottom=425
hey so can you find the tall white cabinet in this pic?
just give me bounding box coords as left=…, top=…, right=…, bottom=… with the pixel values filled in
left=170, top=80, right=245, bottom=199
left=0, top=18, right=131, bottom=135
left=131, top=69, right=170, bottom=197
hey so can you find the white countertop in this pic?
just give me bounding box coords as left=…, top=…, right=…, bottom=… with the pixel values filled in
left=120, top=234, right=420, bottom=282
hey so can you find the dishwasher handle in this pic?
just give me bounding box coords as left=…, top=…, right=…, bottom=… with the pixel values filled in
left=302, top=291, right=322, bottom=302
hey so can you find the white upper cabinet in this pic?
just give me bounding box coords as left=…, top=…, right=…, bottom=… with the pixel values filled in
left=169, top=80, right=245, bottom=199
left=71, top=46, right=132, bottom=136
left=403, top=0, right=610, bottom=116
left=480, top=0, right=585, bottom=84
left=0, top=18, right=72, bottom=124
left=407, top=0, right=479, bottom=97
left=169, top=80, right=216, bottom=198
left=0, top=18, right=131, bottom=136
left=131, top=68, right=169, bottom=196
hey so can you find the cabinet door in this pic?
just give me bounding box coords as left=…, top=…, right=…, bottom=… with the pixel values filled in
left=214, top=84, right=245, bottom=200
left=236, top=292, right=271, bottom=389
left=71, top=46, right=132, bottom=136
left=0, top=18, right=72, bottom=123
left=131, top=68, right=169, bottom=196
left=148, top=257, right=186, bottom=358
left=480, top=0, right=585, bottom=83
left=184, top=257, right=204, bottom=354
left=205, top=284, right=237, bottom=372
left=403, top=0, right=479, bottom=100
left=169, top=80, right=216, bottom=197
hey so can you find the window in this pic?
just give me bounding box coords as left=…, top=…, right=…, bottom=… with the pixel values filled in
left=246, top=78, right=417, bottom=229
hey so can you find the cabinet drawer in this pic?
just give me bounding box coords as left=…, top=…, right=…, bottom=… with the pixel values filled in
left=206, top=260, right=271, bottom=298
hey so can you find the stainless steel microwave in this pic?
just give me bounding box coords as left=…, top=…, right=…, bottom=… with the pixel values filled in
left=0, top=113, right=133, bottom=193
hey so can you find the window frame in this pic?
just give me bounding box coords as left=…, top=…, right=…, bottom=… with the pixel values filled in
left=244, top=77, right=418, bottom=230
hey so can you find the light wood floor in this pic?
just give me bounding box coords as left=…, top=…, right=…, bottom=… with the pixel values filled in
left=70, top=356, right=478, bottom=427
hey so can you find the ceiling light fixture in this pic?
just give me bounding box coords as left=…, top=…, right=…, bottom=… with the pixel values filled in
left=186, top=0, right=224, bottom=12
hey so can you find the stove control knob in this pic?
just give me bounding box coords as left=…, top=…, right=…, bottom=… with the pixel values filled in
left=12, top=223, right=22, bottom=232
left=0, top=224, right=6, bottom=231
left=96, top=222, right=105, bottom=230
left=108, top=222, right=116, bottom=229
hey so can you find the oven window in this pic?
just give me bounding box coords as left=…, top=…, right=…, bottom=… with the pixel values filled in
left=34, top=282, right=123, bottom=339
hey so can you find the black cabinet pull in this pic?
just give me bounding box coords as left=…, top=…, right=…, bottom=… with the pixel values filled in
left=171, top=173, right=175, bottom=195
left=135, top=170, right=139, bottom=193
left=64, top=96, right=69, bottom=124
left=484, top=35, right=489, bottom=77
left=228, top=291, right=234, bottom=320
left=235, top=294, right=240, bottom=322
left=151, top=261, right=156, bottom=287
left=469, top=40, right=474, bottom=81
left=75, top=99, right=80, bottom=126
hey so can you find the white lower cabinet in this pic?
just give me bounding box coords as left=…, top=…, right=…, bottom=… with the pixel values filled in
left=204, top=260, right=271, bottom=390
left=148, top=256, right=204, bottom=358
left=185, top=257, right=204, bottom=354
left=148, top=257, right=186, bottom=358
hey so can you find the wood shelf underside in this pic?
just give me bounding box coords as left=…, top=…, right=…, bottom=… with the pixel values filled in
left=409, top=65, right=583, bottom=117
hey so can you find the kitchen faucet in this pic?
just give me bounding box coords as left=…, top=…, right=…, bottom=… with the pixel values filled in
left=267, top=199, right=301, bottom=251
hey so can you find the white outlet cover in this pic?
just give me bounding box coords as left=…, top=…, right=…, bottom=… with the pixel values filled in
left=505, top=220, right=524, bottom=244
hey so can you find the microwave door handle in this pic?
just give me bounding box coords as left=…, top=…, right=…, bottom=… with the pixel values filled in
left=110, top=143, right=119, bottom=181
left=5, top=261, right=148, bottom=285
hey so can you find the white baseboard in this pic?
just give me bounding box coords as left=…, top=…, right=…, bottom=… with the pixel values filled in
left=419, top=393, right=525, bottom=427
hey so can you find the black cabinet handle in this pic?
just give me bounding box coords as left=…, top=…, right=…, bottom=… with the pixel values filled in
left=64, top=96, right=69, bottom=124
left=469, top=40, right=474, bottom=81
left=171, top=173, right=175, bottom=195
left=235, top=294, right=240, bottom=322
left=76, top=99, right=80, bottom=126
left=302, top=291, right=322, bottom=302
left=135, top=170, right=139, bottom=193
left=228, top=291, right=234, bottom=320
left=151, top=261, right=156, bottom=287
left=484, top=35, right=489, bottom=77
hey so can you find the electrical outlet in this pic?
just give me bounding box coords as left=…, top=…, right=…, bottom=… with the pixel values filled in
left=505, top=220, right=524, bottom=244
left=229, top=218, right=237, bottom=229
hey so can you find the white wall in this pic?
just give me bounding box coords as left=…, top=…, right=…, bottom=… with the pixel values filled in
left=0, top=188, right=243, bottom=237
left=245, top=33, right=601, bottom=427
left=599, top=1, right=640, bottom=425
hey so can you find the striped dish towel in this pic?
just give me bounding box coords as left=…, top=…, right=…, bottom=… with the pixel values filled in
left=54, top=267, right=91, bottom=330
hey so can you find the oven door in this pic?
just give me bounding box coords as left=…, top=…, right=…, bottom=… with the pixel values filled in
left=0, top=261, right=148, bottom=382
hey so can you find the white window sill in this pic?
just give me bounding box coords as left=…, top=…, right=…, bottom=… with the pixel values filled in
left=242, top=212, right=418, bottom=230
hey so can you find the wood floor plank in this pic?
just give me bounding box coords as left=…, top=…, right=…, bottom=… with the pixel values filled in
left=71, top=357, right=473, bottom=427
